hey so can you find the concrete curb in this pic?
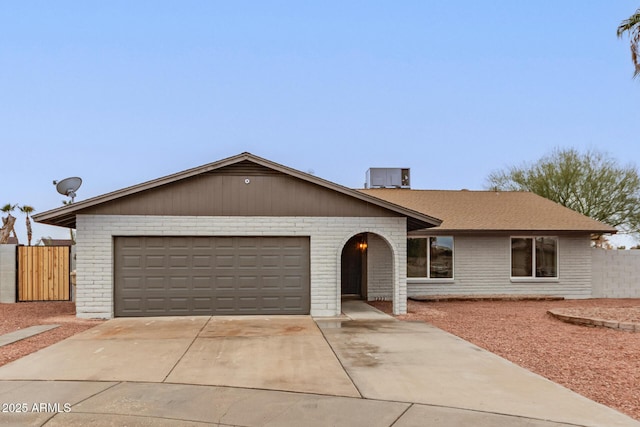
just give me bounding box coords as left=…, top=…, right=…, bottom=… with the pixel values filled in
left=547, top=309, right=640, bottom=332
left=0, top=324, right=60, bottom=347
left=411, top=295, right=564, bottom=302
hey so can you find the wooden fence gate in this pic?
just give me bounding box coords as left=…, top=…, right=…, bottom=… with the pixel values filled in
left=17, top=246, right=71, bottom=301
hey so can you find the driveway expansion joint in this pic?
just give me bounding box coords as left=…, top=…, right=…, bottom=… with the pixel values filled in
left=161, top=316, right=212, bottom=382
left=314, top=320, right=363, bottom=399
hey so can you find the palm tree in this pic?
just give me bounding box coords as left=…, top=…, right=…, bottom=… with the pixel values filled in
left=19, top=205, right=35, bottom=246
left=0, top=203, right=18, bottom=244
left=617, top=8, right=640, bottom=78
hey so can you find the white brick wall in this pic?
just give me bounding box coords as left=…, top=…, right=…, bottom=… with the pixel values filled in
left=407, top=235, right=593, bottom=299
left=366, top=234, right=393, bottom=300
left=75, top=215, right=407, bottom=318
left=592, top=249, right=640, bottom=298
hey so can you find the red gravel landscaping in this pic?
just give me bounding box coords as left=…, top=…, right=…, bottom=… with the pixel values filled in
left=0, top=302, right=103, bottom=367
left=369, top=298, right=640, bottom=421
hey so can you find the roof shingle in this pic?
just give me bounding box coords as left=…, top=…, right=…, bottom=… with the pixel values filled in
left=359, top=189, right=617, bottom=234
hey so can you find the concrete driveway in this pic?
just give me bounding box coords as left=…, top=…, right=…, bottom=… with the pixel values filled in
left=0, top=303, right=638, bottom=427
left=0, top=315, right=358, bottom=397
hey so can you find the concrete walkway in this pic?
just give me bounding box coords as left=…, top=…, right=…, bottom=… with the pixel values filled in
left=0, top=325, right=60, bottom=347
left=0, top=301, right=637, bottom=427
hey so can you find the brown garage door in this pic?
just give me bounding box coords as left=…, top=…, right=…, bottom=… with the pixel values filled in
left=114, top=236, right=310, bottom=317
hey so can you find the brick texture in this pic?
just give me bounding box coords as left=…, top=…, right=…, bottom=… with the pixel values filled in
left=366, top=233, right=394, bottom=301
left=592, top=249, right=640, bottom=298
left=407, top=235, right=593, bottom=299
left=75, top=215, right=407, bottom=318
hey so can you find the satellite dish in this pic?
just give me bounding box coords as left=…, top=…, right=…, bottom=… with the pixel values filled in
left=54, top=177, right=82, bottom=202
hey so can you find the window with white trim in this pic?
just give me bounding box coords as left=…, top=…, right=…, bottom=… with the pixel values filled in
left=407, top=237, right=454, bottom=279
left=511, top=237, right=558, bottom=278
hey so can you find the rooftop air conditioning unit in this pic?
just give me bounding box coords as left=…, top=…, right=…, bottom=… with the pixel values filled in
left=365, top=168, right=410, bottom=189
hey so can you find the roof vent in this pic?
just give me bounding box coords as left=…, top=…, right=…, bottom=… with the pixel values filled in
left=365, top=168, right=410, bottom=189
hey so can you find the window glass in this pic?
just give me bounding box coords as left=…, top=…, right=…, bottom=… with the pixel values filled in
left=430, top=237, right=453, bottom=278
left=511, top=237, right=558, bottom=278
left=408, top=237, right=454, bottom=279
left=536, top=237, right=557, bottom=277
left=407, top=238, right=427, bottom=278
left=511, top=238, right=533, bottom=277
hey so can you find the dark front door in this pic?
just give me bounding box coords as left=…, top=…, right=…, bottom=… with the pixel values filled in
left=341, top=234, right=367, bottom=296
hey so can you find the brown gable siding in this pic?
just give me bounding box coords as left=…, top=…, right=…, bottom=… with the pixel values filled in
left=80, top=163, right=398, bottom=218
left=32, top=153, right=441, bottom=230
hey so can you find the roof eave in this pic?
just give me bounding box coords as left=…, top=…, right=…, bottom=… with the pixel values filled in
left=33, top=152, right=442, bottom=230
left=409, top=227, right=618, bottom=235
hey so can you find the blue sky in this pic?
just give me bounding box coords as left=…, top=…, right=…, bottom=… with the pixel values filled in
left=1, top=1, right=639, bottom=244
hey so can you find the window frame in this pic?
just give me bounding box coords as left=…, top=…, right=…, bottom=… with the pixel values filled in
left=510, top=236, right=559, bottom=281
left=407, top=236, right=455, bottom=281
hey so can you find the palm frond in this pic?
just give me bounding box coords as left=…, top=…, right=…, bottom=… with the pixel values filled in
left=618, top=8, right=640, bottom=78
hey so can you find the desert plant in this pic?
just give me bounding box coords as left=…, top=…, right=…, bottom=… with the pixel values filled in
left=617, top=8, right=640, bottom=78
left=19, top=205, right=35, bottom=246
left=0, top=203, right=18, bottom=244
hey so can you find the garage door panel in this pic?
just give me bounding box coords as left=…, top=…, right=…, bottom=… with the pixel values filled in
left=145, top=297, right=168, bottom=311
left=145, top=255, right=165, bottom=268
left=238, top=255, right=258, bottom=267
left=261, top=255, right=281, bottom=267
left=121, top=277, right=142, bottom=289
left=283, top=255, right=304, bottom=267
left=261, top=237, right=282, bottom=248
left=215, top=276, right=235, bottom=290
left=192, top=237, right=214, bottom=248
left=261, top=276, right=281, bottom=289
left=119, top=298, right=143, bottom=313
left=144, top=237, right=166, bottom=248
left=193, top=255, right=213, bottom=267
left=121, top=237, right=143, bottom=248
left=283, top=276, right=305, bottom=289
left=123, top=255, right=143, bottom=268
left=216, top=255, right=234, bottom=268
left=237, top=276, right=258, bottom=290
left=144, top=277, right=166, bottom=290
left=192, top=276, right=212, bottom=289
left=168, top=277, right=189, bottom=290
left=238, top=239, right=258, bottom=249
left=169, top=255, right=189, bottom=268
left=167, top=237, right=190, bottom=248
left=167, top=297, right=189, bottom=310
left=114, top=236, right=310, bottom=316
left=213, top=238, right=234, bottom=249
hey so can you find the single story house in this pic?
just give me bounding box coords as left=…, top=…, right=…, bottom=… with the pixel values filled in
left=359, top=188, right=616, bottom=299
left=33, top=152, right=616, bottom=319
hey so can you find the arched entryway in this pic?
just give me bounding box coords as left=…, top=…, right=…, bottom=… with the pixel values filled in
left=340, top=231, right=395, bottom=304
left=341, top=233, right=368, bottom=298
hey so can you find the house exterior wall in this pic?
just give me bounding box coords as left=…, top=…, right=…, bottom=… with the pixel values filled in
left=407, top=234, right=593, bottom=299
left=75, top=214, right=407, bottom=319
left=79, top=163, right=399, bottom=219
left=0, top=244, right=16, bottom=303
left=592, top=249, right=640, bottom=298
left=366, top=233, right=394, bottom=300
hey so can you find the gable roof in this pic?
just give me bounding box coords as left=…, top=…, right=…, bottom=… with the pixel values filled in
left=32, top=152, right=441, bottom=231
left=359, top=189, right=617, bottom=234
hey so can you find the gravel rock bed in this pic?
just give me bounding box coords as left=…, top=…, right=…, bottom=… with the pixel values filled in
left=368, top=298, right=640, bottom=421
left=0, top=302, right=103, bottom=367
